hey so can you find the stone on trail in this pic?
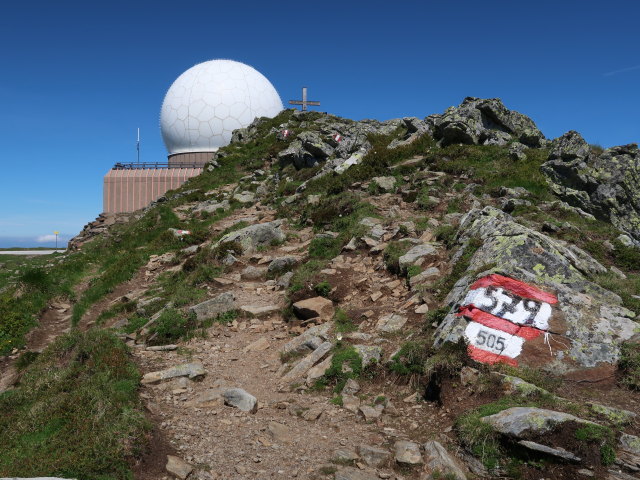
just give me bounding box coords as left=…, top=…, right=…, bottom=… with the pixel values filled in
left=281, top=322, right=331, bottom=355
left=357, top=444, right=391, bottom=467
left=268, top=421, right=294, bottom=443
left=334, top=467, right=380, bottom=480
left=240, top=305, right=280, bottom=317
left=141, top=363, right=206, bottom=384
left=240, top=265, right=266, bottom=280
left=281, top=341, right=333, bottom=384
left=243, top=336, right=270, bottom=352
left=341, top=378, right=360, bottom=395
left=394, top=440, right=423, bottom=465
left=375, top=313, right=408, bottom=333
left=292, top=296, right=334, bottom=321
left=221, top=388, right=258, bottom=413
left=409, top=266, right=440, bottom=288
left=359, top=404, right=384, bottom=422
left=342, top=394, right=361, bottom=413
left=189, top=292, right=236, bottom=321
left=306, top=354, right=333, bottom=385
left=166, top=455, right=194, bottom=480
left=185, top=388, right=224, bottom=408
left=422, top=440, right=467, bottom=480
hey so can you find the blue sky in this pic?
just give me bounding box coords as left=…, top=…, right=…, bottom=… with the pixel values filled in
left=0, top=0, right=638, bottom=247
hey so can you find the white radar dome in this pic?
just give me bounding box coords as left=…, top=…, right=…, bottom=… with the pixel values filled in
left=160, top=59, right=283, bottom=155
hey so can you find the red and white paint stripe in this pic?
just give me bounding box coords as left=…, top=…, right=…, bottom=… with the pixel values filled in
left=333, top=133, right=342, bottom=142
left=282, top=129, right=291, bottom=138
left=458, top=274, right=558, bottom=366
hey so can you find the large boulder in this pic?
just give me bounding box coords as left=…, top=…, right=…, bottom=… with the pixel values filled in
left=542, top=141, right=640, bottom=245
left=212, top=220, right=285, bottom=255
left=427, top=97, right=546, bottom=147
left=433, top=207, right=637, bottom=375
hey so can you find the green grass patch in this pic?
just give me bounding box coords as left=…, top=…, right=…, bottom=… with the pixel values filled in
left=0, top=330, right=148, bottom=479
left=334, top=309, right=357, bottom=333
left=389, top=341, right=428, bottom=376
left=574, top=424, right=617, bottom=465
left=383, top=240, right=412, bottom=275
left=618, top=342, right=640, bottom=391
left=321, top=344, right=363, bottom=393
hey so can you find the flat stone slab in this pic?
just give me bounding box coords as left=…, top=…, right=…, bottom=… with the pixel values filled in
left=376, top=313, right=408, bottom=333
left=141, top=363, right=206, bottom=384
left=481, top=407, right=595, bottom=437
left=282, top=341, right=333, bottom=383
left=398, top=243, right=437, bottom=268
left=517, top=440, right=581, bottom=462
left=292, top=296, right=334, bottom=321
left=240, top=305, right=280, bottom=317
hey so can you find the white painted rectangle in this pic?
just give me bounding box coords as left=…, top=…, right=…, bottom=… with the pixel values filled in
left=464, top=321, right=524, bottom=359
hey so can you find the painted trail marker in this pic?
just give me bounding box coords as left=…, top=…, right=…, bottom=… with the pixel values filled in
left=458, top=274, right=558, bottom=366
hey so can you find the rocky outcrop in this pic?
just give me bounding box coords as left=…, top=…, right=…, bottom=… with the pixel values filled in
left=542, top=137, right=640, bottom=245
left=433, top=207, right=637, bottom=373
left=68, top=212, right=134, bottom=250
left=427, top=97, right=546, bottom=147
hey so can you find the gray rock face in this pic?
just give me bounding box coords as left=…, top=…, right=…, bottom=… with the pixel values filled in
left=422, top=440, right=467, bottom=480
left=427, top=97, right=546, bottom=147
left=542, top=142, right=640, bottom=244
left=213, top=220, right=285, bottom=255
left=481, top=407, right=594, bottom=437
left=548, top=130, right=590, bottom=161
left=221, top=388, right=257, bottom=413
left=508, top=142, right=528, bottom=161
left=433, top=207, right=637, bottom=371
left=189, top=292, right=236, bottom=321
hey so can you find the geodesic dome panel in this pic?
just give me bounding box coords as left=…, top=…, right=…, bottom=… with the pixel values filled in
left=160, top=59, right=283, bottom=155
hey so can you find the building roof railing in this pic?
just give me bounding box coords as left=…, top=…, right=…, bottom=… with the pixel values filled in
left=112, top=162, right=207, bottom=170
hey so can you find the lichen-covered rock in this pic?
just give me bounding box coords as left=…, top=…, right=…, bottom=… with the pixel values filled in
left=548, top=130, right=591, bottom=161
left=542, top=142, right=640, bottom=245
left=427, top=97, right=546, bottom=147
left=481, top=407, right=595, bottom=437
left=433, top=207, right=637, bottom=373
left=212, top=220, right=285, bottom=255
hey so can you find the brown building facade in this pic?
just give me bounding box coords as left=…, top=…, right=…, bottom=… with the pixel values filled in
left=103, top=167, right=203, bottom=214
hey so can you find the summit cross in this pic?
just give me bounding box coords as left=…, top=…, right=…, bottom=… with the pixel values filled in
left=288, top=87, right=320, bottom=111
